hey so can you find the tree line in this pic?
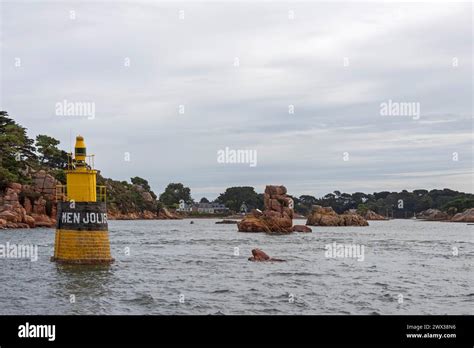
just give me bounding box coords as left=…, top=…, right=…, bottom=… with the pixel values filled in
left=2, top=111, right=472, bottom=217
left=0, top=111, right=162, bottom=214
left=162, top=184, right=474, bottom=217
left=292, top=189, right=474, bottom=217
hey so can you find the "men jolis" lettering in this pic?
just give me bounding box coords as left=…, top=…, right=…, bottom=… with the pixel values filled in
left=61, top=212, right=107, bottom=224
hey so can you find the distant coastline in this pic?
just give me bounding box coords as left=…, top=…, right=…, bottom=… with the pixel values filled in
left=1, top=110, right=473, bottom=229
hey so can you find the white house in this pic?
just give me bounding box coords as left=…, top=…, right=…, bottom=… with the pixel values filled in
left=176, top=200, right=229, bottom=214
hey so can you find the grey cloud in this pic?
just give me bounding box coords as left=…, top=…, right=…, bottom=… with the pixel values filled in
left=1, top=1, right=472, bottom=199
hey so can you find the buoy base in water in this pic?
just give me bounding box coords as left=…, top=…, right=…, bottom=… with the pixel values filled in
left=50, top=256, right=115, bottom=264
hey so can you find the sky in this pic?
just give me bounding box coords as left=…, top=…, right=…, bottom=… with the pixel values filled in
left=1, top=1, right=472, bottom=200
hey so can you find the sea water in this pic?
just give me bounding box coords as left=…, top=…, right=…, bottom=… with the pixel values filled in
left=0, top=219, right=472, bottom=315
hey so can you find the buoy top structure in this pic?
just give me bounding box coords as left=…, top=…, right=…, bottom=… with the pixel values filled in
left=65, top=135, right=98, bottom=202
left=52, top=135, right=113, bottom=264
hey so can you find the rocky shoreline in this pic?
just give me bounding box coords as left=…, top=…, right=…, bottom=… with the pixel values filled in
left=416, top=208, right=474, bottom=223
left=0, top=173, right=57, bottom=229
left=3, top=176, right=473, bottom=230
left=108, top=208, right=180, bottom=221
left=0, top=171, right=181, bottom=229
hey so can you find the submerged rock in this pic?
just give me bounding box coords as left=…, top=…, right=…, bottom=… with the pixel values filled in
left=248, top=248, right=285, bottom=262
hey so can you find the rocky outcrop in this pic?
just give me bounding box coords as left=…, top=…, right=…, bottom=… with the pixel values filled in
left=238, top=212, right=292, bottom=233
left=238, top=185, right=293, bottom=234
left=237, top=213, right=268, bottom=232
left=416, top=209, right=449, bottom=221
left=292, top=224, right=312, bottom=232
left=248, top=248, right=285, bottom=262
left=140, top=191, right=154, bottom=203
left=363, top=210, right=387, bottom=220
left=32, top=170, right=57, bottom=197
left=107, top=184, right=181, bottom=220
left=306, top=206, right=369, bottom=226
left=450, top=208, right=474, bottom=222
left=345, top=209, right=386, bottom=220
left=31, top=214, right=56, bottom=227
left=0, top=174, right=58, bottom=229
left=158, top=208, right=181, bottom=219
left=0, top=169, right=182, bottom=229
left=24, top=215, right=36, bottom=227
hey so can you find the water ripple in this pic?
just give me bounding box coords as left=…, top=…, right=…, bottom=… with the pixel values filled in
left=0, top=219, right=471, bottom=314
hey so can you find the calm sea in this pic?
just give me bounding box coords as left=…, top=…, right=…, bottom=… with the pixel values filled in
left=0, top=219, right=472, bottom=314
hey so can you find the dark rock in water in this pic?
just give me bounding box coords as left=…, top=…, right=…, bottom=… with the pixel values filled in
left=248, top=248, right=285, bottom=262
left=215, top=219, right=239, bottom=224
left=292, top=225, right=312, bottom=232
left=248, top=248, right=270, bottom=261
left=190, top=221, right=194, bottom=224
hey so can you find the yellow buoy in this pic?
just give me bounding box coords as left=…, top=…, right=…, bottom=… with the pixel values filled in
left=52, top=135, right=114, bottom=264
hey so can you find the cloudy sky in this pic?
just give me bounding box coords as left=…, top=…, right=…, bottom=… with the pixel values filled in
left=1, top=1, right=472, bottom=199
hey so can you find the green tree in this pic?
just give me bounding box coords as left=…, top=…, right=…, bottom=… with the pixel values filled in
left=442, top=196, right=474, bottom=212
left=131, top=176, right=151, bottom=191
left=294, top=195, right=317, bottom=215
left=216, top=186, right=262, bottom=212
left=35, top=134, right=68, bottom=168
left=357, top=203, right=369, bottom=215
left=159, top=183, right=192, bottom=207
left=299, top=195, right=318, bottom=207
left=131, top=176, right=157, bottom=200
left=97, top=175, right=162, bottom=213
left=200, top=197, right=209, bottom=203
left=0, top=111, right=37, bottom=187
left=413, top=189, right=428, bottom=196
